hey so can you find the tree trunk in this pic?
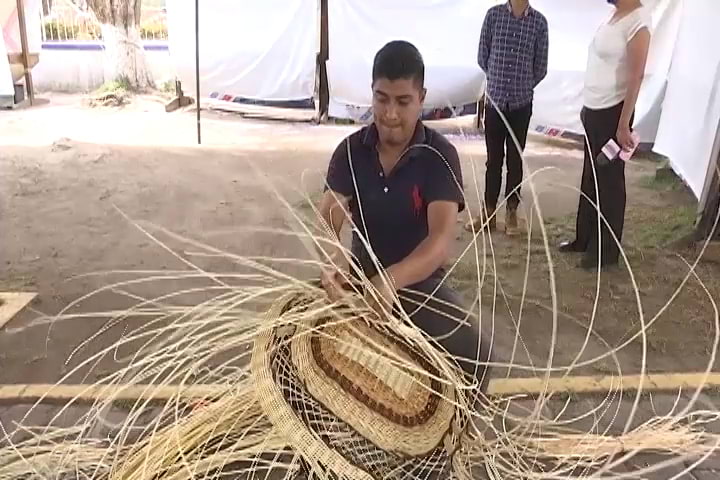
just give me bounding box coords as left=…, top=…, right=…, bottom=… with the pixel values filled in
left=86, top=0, right=154, bottom=90
left=100, top=23, right=153, bottom=90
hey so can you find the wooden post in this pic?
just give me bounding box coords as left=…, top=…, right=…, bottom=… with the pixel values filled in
left=15, top=0, right=34, bottom=105
left=695, top=153, right=720, bottom=241
left=694, top=117, right=720, bottom=241
left=194, top=0, right=201, bottom=144
left=696, top=181, right=719, bottom=241
left=316, top=0, right=329, bottom=123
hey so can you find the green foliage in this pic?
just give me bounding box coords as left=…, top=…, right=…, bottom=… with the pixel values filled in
left=139, top=20, right=168, bottom=40
left=639, top=173, right=687, bottom=192
left=42, top=19, right=167, bottom=42
left=161, top=80, right=176, bottom=94
left=627, top=205, right=697, bottom=249
left=43, top=19, right=101, bottom=41
left=95, top=76, right=133, bottom=95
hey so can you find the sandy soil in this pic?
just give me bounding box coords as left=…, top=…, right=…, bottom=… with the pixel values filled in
left=0, top=93, right=714, bottom=388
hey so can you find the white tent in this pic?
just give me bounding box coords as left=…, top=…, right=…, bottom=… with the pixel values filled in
left=653, top=0, right=720, bottom=199
left=167, top=0, right=720, bottom=200
left=1, top=0, right=42, bottom=106
left=0, top=33, right=14, bottom=107
left=166, top=0, right=319, bottom=105
left=325, top=0, right=681, bottom=142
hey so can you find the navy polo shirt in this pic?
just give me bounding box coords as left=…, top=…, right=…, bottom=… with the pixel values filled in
left=325, top=121, right=464, bottom=279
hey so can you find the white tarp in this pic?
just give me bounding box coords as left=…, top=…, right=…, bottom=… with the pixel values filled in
left=1, top=0, right=42, bottom=104
left=1, top=0, right=42, bottom=55
left=327, top=0, right=681, bottom=142
left=1, top=0, right=41, bottom=93
left=163, top=0, right=718, bottom=199
left=0, top=34, right=13, bottom=101
left=653, top=0, right=720, bottom=199
left=166, top=0, right=318, bottom=102
left=327, top=0, right=486, bottom=122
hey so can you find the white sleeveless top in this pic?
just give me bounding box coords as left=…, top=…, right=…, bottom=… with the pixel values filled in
left=583, top=8, right=651, bottom=110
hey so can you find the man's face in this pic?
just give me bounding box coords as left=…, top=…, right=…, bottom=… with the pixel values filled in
left=371, top=77, right=426, bottom=148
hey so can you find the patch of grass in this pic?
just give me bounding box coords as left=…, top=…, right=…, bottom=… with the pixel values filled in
left=95, top=77, right=133, bottom=96
left=161, top=80, right=176, bottom=94
left=633, top=150, right=666, bottom=163
left=540, top=188, right=695, bottom=250
left=544, top=214, right=574, bottom=236
left=90, top=77, right=133, bottom=107
left=627, top=204, right=696, bottom=249
left=449, top=255, right=481, bottom=289
left=639, top=173, right=686, bottom=192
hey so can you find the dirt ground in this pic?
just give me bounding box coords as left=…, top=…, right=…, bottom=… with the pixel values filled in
left=0, top=93, right=716, bottom=387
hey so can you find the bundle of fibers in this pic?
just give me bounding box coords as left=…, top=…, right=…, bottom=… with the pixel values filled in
left=1, top=276, right=720, bottom=480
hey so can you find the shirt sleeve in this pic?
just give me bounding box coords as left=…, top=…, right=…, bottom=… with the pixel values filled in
left=534, top=16, right=550, bottom=87
left=325, top=138, right=354, bottom=197
left=627, top=10, right=651, bottom=41
left=424, top=142, right=465, bottom=212
left=478, top=9, right=494, bottom=72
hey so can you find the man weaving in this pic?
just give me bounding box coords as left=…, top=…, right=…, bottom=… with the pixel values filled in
left=318, top=40, right=491, bottom=392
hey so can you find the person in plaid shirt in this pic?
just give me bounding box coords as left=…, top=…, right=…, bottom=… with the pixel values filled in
left=468, top=0, right=549, bottom=236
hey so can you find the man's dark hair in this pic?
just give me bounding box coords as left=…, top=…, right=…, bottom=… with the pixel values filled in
left=372, top=40, right=425, bottom=88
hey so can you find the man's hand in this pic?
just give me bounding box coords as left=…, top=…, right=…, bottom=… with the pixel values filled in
left=321, top=265, right=347, bottom=302
left=617, top=124, right=635, bottom=152
left=318, top=188, right=350, bottom=302
left=365, top=274, right=397, bottom=317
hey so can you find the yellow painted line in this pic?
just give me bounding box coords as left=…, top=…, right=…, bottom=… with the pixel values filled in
left=0, top=292, right=37, bottom=331
left=0, top=384, right=224, bottom=403
left=490, top=372, right=720, bottom=396
left=1, top=373, right=719, bottom=403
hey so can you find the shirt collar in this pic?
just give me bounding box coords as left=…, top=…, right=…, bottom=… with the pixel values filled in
left=506, top=1, right=532, bottom=17
left=361, top=120, right=427, bottom=150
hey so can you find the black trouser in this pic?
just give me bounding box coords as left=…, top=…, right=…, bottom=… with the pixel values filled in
left=484, top=101, right=533, bottom=210
left=574, top=102, right=632, bottom=265
left=399, top=274, right=492, bottom=398
left=351, top=264, right=492, bottom=395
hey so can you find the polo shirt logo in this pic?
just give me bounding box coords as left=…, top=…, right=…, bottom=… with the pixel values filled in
left=412, top=184, right=423, bottom=218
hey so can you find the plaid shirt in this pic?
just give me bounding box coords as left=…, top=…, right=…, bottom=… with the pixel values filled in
left=478, top=2, right=549, bottom=111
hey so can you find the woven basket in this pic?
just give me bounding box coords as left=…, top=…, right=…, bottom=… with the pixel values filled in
left=251, top=291, right=467, bottom=479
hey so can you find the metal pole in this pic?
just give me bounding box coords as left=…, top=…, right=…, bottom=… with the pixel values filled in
left=16, top=0, right=34, bottom=106
left=317, top=0, right=329, bottom=122
left=195, top=0, right=201, bottom=144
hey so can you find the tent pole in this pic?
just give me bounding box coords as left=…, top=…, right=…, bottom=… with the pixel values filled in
left=695, top=118, right=720, bottom=240
left=15, top=0, right=34, bottom=106
left=698, top=117, right=720, bottom=213
left=317, top=0, right=329, bottom=123
left=195, top=0, right=201, bottom=144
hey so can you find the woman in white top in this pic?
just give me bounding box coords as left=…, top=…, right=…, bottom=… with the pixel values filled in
left=560, top=0, right=651, bottom=269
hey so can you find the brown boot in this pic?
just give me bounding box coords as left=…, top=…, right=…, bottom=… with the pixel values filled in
left=465, top=204, right=496, bottom=233
left=485, top=204, right=497, bottom=232
left=505, top=206, right=520, bottom=236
